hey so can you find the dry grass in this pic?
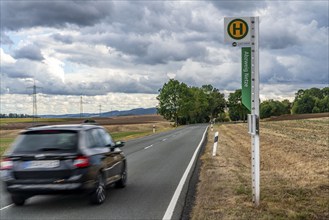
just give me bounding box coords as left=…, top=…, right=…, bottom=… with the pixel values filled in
left=191, top=118, right=329, bottom=220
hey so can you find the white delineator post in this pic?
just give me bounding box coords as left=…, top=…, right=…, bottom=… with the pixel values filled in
left=212, top=131, right=219, bottom=156
left=250, top=17, right=260, bottom=207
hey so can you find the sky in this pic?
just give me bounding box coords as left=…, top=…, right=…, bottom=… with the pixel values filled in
left=0, top=0, right=328, bottom=115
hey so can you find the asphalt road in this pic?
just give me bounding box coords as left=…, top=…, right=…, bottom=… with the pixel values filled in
left=0, top=124, right=208, bottom=220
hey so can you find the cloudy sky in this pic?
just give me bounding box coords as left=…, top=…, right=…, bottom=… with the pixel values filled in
left=1, top=0, right=328, bottom=115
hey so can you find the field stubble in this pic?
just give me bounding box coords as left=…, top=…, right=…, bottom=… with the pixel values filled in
left=191, top=118, right=329, bottom=220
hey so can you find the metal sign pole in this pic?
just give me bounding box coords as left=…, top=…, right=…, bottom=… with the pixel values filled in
left=250, top=17, right=260, bottom=207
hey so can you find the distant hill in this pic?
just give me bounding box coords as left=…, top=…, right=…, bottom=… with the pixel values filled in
left=40, top=107, right=157, bottom=118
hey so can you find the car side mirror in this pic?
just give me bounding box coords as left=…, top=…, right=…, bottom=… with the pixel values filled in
left=115, top=141, right=125, bottom=148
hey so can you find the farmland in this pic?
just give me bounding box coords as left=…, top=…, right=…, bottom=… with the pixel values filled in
left=191, top=117, right=329, bottom=219
left=0, top=115, right=171, bottom=155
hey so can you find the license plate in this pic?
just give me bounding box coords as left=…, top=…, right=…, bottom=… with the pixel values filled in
left=23, top=160, right=60, bottom=169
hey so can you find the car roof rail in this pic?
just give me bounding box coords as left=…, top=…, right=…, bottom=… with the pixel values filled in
left=27, top=124, right=48, bottom=129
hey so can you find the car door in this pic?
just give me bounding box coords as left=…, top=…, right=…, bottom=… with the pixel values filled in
left=85, top=129, right=110, bottom=180
left=97, top=128, right=124, bottom=183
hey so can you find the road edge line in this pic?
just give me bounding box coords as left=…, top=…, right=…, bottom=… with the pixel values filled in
left=162, top=126, right=208, bottom=220
left=0, top=204, right=14, bottom=211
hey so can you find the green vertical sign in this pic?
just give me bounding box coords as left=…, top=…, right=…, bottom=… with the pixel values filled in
left=242, top=47, right=251, bottom=112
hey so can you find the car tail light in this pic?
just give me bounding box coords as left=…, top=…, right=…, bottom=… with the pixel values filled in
left=73, top=156, right=89, bottom=168
left=0, top=158, right=13, bottom=170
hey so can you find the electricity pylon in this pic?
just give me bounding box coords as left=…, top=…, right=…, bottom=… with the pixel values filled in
left=27, top=81, right=42, bottom=123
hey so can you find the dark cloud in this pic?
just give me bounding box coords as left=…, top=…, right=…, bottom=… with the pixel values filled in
left=278, top=1, right=328, bottom=28
left=102, top=34, right=150, bottom=57
left=261, top=31, right=300, bottom=50
left=1, top=1, right=113, bottom=30
left=14, top=44, right=44, bottom=61
left=79, top=1, right=219, bottom=58
left=56, top=31, right=208, bottom=66
left=134, top=41, right=208, bottom=65
left=211, top=1, right=268, bottom=14
left=102, top=2, right=170, bottom=34
left=0, top=75, right=29, bottom=94
left=261, top=61, right=293, bottom=84
left=38, top=76, right=163, bottom=96
left=260, top=48, right=329, bottom=86
left=1, top=69, right=31, bottom=79
left=52, top=34, right=74, bottom=44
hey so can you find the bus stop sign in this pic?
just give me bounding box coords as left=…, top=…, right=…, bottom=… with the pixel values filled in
left=224, top=17, right=251, bottom=43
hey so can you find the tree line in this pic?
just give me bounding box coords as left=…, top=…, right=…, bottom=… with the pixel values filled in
left=260, top=87, right=328, bottom=118
left=157, top=79, right=226, bottom=125
left=157, top=79, right=329, bottom=124
left=0, top=113, right=33, bottom=118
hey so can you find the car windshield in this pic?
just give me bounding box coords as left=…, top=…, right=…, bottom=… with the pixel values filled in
left=12, top=130, right=78, bottom=153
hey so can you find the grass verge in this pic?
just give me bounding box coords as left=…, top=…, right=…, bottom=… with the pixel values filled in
left=191, top=118, right=329, bottom=220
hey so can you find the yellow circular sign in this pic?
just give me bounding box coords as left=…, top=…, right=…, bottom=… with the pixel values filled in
left=227, top=19, right=249, bottom=40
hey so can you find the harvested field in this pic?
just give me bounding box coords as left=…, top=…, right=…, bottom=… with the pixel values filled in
left=191, top=117, right=329, bottom=220
left=0, top=114, right=166, bottom=130
left=264, top=112, right=329, bottom=121
left=0, top=115, right=172, bottom=155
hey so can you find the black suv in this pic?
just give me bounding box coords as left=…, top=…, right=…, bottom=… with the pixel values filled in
left=0, top=124, right=127, bottom=206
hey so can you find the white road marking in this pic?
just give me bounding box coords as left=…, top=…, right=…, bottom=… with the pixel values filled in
left=162, top=126, right=208, bottom=220
left=144, top=144, right=153, bottom=150
left=162, top=138, right=167, bottom=142
left=0, top=204, right=14, bottom=211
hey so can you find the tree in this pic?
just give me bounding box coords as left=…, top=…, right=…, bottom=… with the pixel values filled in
left=227, top=89, right=249, bottom=121
left=315, top=95, right=329, bottom=113
left=281, top=99, right=292, bottom=114
left=292, top=93, right=316, bottom=114
left=176, top=83, right=193, bottom=125
left=157, top=79, right=187, bottom=125
left=157, top=80, right=226, bottom=125
left=306, top=87, right=323, bottom=99
left=193, top=87, right=211, bottom=123
left=295, top=89, right=305, bottom=101
left=260, top=99, right=291, bottom=119
left=292, top=87, right=328, bottom=114
left=201, top=85, right=226, bottom=121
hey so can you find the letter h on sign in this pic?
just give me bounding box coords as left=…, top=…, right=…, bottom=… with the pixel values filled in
left=233, top=22, right=243, bottom=35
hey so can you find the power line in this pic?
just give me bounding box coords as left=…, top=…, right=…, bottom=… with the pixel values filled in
left=80, top=96, right=83, bottom=118
left=27, top=80, right=42, bottom=123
